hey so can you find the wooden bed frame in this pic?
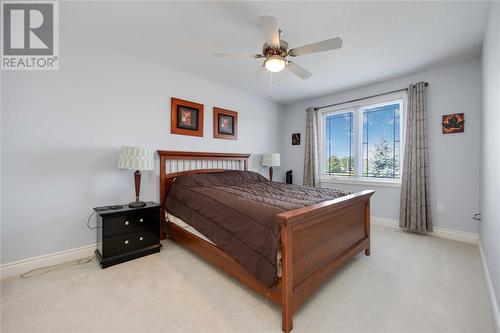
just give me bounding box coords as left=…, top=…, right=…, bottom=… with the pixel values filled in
left=158, top=150, right=374, bottom=332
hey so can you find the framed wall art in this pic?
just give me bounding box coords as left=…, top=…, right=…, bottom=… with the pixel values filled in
left=292, top=133, right=301, bottom=145
left=171, top=97, right=204, bottom=137
left=213, top=107, right=238, bottom=140
left=442, top=113, right=464, bottom=134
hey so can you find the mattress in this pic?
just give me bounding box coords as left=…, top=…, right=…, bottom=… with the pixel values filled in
left=165, top=170, right=348, bottom=287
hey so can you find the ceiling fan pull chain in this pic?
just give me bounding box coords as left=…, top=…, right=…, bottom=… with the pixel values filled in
left=270, top=72, right=273, bottom=98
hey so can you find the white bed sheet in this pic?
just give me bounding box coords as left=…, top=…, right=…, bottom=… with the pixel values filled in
left=166, top=212, right=216, bottom=245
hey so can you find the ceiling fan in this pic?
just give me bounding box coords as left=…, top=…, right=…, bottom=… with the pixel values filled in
left=214, top=15, right=343, bottom=80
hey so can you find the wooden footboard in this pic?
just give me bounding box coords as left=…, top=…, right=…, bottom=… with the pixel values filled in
left=277, top=190, right=374, bottom=332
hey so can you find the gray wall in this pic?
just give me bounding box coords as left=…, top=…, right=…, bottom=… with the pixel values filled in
left=1, top=39, right=284, bottom=264
left=283, top=57, right=481, bottom=233
left=480, top=1, right=500, bottom=323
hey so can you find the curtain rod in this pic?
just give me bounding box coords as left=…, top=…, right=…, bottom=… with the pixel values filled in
left=314, top=82, right=429, bottom=111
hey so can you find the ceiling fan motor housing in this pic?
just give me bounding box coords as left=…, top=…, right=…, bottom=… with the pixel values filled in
left=263, top=40, right=289, bottom=58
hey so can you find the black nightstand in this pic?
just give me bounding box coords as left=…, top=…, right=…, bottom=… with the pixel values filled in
left=95, top=201, right=161, bottom=268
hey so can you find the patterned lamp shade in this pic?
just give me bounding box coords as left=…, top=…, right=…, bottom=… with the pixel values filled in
left=262, top=153, right=281, bottom=167
left=118, top=146, right=154, bottom=171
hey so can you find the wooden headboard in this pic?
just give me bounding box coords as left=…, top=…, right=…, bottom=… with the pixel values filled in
left=157, top=150, right=250, bottom=219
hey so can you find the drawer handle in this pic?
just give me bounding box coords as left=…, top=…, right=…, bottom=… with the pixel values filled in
left=124, top=221, right=130, bottom=226
left=124, top=240, right=129, bottom=245
left=139, top=237, right=144, bottom=241
left=139, top=218, right=144, bottom=223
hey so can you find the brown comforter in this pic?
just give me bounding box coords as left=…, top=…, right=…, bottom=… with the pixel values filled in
left=166, top=170, right=348, bottom=287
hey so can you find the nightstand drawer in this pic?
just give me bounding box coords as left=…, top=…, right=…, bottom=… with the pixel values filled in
left=103, top=212, right=158, bottom=238
left=102, top=229, right=159, bottom=258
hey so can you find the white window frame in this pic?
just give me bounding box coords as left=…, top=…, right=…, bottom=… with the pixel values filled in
left=319, top=91, right=407, bottom=187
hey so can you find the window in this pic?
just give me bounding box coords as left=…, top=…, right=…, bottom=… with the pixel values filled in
left=362, top=103, right=401, bottom=178
left=320, top=92, right=405, bottom=183
left=325, top=112, right=354, bottom=177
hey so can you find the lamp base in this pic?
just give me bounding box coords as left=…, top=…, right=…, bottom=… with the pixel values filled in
left=129, top=170, right=146, bottom=208
left=128, top=201, right=146, bottom=208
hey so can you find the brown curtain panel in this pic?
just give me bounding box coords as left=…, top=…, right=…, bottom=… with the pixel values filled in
left=303, top=107, right=319, bottom=187
left=399, top=82, right=433, bottom=232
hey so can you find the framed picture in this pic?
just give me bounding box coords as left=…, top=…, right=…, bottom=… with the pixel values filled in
left=292, top=133, right=301, bottom=145
left=442, top=113, right=464, bottom=134
left=213, top=107, right=238, bottom=140
left=171, top=97, right=204, bottom=137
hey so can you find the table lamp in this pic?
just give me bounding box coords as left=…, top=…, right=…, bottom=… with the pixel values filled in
left=118, top=145, right=154, bottom=208
left=262, top=153, right=280, bottom=182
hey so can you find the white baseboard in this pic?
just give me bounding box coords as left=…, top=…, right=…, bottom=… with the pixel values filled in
left=479, top=241, right=500, bottom=333
left=1, top=244, right=96, bottom=279
left=0, top=218, right=480, bottom=279
left=371, top=216, right=479, bottom=244
left=371, top=216, right=401, bottom=229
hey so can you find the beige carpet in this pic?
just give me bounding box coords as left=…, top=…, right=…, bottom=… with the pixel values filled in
left=1, top=226, right=495, bottom=333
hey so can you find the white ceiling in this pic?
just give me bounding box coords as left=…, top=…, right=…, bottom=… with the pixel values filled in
left=63, top=1, right=490, bottom=105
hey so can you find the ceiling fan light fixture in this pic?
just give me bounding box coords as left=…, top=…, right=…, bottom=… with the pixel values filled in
left=264, top=56, right=286, bottom=73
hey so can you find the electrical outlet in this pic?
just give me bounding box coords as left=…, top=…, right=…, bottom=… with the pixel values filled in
left=436, top=202, right=444, bottom=212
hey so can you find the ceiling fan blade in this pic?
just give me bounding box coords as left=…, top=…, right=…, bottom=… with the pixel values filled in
left=259, top=15, right=280, bottom=48
left=250, top=65, right=267, bottom=80
left=286, top=61, right=312, bottom=79
left=289, top=37, right=343, bottom=57
left=214, top=52, right=262, bottom=58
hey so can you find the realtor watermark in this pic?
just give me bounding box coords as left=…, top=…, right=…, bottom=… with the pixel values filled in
left=1, top=1, right=59, bottom=70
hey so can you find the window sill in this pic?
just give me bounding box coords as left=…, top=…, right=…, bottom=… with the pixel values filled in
left=320, top=176, right=401, bottom=188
